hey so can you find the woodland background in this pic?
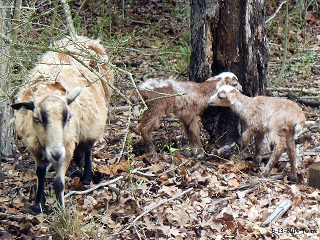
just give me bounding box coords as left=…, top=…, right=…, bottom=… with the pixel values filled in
left=0, top=0, right=320, bottom=239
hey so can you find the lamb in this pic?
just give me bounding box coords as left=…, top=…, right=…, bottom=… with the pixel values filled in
left=208, top=85, right=306, bottom=181
left=11, top=36, right=114, bottom=213
left=129, top=72, right=242, bottom=156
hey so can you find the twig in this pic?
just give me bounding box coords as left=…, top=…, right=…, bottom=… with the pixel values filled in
left=122, top=187, right=193, bottom=232
left=261, top=199, right=292, bottom=226
left=116, top=109, right=132, bottom=163
left=266, top=1, right=287, bottom=24
left=0, top=213, right=24, bottom=221
left=278, top=2, right=289, bottom=80
left=64, top=176, right=123, bottom=199
left=61, top=0, right=76, bottom=37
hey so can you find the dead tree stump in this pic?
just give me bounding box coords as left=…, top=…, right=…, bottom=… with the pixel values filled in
left=307, top=162, right=320, bottom=190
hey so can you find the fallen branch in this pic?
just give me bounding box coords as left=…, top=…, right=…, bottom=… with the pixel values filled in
left=122, top=187, right=193, bottom=232
left=64, top=176, right=124, bottom=199
left=0, top=213, right=24, bottom=221
left=287, top=93, right=320, bottom=108
left=267, top=87, right=319, bottom=95
left=261, top=199, right=292, bottom=226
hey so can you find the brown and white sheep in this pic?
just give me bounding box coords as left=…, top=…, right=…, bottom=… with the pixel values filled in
left=11, top=36, right=114, bottom=213
left=129, top=72, right=242, bottom=156
left=208, top=85, right=306, bottom=181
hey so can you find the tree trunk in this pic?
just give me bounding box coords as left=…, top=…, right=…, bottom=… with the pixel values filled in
left=190, top=0, right=268, bottom=145
left=0, top=0, right=13, bottom=180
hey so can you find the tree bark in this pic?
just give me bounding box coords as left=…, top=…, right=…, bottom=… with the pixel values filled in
left=190, top=0, right=268, bottom=145
left=0, top=0, right=13, bottom=179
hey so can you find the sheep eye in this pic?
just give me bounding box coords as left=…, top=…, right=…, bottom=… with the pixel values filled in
left=218, top=93, right=224, bottom=99
left=33, top=115, right=42, bottom=123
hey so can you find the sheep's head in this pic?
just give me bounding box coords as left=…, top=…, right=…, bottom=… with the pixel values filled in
left=208, top=85, right=239, bottom=107
left=209, top=72, right=243, bottom=92
left=12, top=87, right=81, bottom=164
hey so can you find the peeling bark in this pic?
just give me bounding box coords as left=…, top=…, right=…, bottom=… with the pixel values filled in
left=0, top=0, right=13, bottom=166
left=190, top=0, right=268, bottom=145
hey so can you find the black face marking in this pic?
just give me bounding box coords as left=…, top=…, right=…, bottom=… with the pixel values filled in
left=62, top=106, right=69, bottom=127
left=40, top=107, right=49, bottom=127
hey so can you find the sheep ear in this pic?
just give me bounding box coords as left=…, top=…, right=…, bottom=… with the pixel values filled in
left=11, top=101, right=35, bottom=111
left=227, top=92, right=237, bottom=105
left=65, top=87, right=81, bottom=105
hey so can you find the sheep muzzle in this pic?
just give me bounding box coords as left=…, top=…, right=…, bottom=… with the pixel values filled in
left=46, top=146, right=66, bottom=163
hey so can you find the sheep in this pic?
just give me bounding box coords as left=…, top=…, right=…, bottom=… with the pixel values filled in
left=11, top=36, right=114, bottom=213
left=208, top=85, right=306, bottom=181
left=129, top=72, right=242, bottom=156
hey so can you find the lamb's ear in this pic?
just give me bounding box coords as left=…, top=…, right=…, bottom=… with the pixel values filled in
left=11, top=101, right=35, bottom=111
left=65, top=87, right=81, bottom=105
left=227, top=91, right=237, bottom=105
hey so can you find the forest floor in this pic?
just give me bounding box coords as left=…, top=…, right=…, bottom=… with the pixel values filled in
left=0, top=0, right=320, bottom=239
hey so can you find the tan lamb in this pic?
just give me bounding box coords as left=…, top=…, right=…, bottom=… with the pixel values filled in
left=11, top=36, right=114, bottom=213
left=208, top=85, right=306, bottom=181
left=129, top=72, right=242, bottom=156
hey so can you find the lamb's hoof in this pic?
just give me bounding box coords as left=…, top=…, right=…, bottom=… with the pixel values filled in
left=261, top=170, right=270, bottom=178
left=288, top=173, right=298, bottom=182
left=253, top=156, right=262, bottom=165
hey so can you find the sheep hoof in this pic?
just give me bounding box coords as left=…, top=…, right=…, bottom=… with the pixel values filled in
left=33, top=204, right=44, bottom=214
left=81, top=176, right=93, bottom=185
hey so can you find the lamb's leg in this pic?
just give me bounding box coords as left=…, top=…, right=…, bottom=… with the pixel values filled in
left=139, top=109, right=161, bottom=155
left=34, top=162, right=49, bottom=214
left=286, top=136, right=298, bottom=182
left=253, top=133, right=264, bottom=164
left=262, top=137, right=286, bottom=177
left=181, top=117, right=203, bottom=157
left=240, top=129, right=252, bottom=159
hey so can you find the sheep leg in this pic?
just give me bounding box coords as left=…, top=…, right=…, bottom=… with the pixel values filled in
left=34, top=162, right=49, bottom=214
left=53, top=155, right=72, bottom=210
left=139, top=110, right=161, bottom=154
left=262, top=139, right=286, bottom=177
left=286, top=136, right=298, bottom=182
left=181, top=117, right=203, bottom=156
left=81, top=150, right=93, bottom=185
left=239, top=129, right=251, bottom=160
left=253, top=133, right=264, bottom=164
left=241, top=129, right=251, bottom=150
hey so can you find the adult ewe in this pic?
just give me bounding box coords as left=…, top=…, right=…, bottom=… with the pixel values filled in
left=209, top=85, right=306, bottom=181
left=11, top=36, right=114, bottom=213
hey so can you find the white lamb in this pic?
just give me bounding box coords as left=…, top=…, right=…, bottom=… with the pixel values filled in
left=209, top=85, right=306, bottom=181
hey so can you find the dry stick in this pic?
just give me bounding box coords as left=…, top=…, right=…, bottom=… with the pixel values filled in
left=61, top=0, right=76, bottom=37
left=278, top=2, right=289, bottom=80
left=267, top=87, right=319, bottom=95
left=121, top=187, right=193, bottom=232
left=64, top=176, right=124, bottom=199
left=266, top=1, right=287, bottom=24
left=261, top=199, right=292, bottom=226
